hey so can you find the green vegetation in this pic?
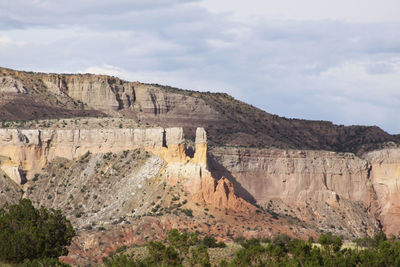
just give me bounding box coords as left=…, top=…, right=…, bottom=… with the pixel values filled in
left=202, top=235, right=226, bottom=248
left=103, top=229, right=223, bottom=267
left=0, top=199, right=75, bottom=264
left=103, top=229, right=400, bottom=267
left=1, top=198, right=397, bottom=267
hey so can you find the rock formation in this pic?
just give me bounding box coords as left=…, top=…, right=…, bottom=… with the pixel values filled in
left=192, top=127, right=207, bottom=166
left=210, top=146, right=400, bottom=235
left=364, top=148, right=400, bottom=234
left=211, top=148, right=371, bottom=205
left=0, top=127, right=249, bottom=212
left=192, top=176, right=254, bottom=212
left=1, top=126, right=400, bottom=234
left=0, top=128, right=165, bottom=181
left=0, top=76, right=28, bottom=94
left=0, top=127, right=212, bottom=182
left=2, top=67, right=400, bottom=240
left=2, top=66, right=397, bottom=153
left=40, top=74, right=135, bottom=112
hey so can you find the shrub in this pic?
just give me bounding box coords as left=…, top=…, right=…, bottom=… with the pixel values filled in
left=182, top=208, right=193, bottom=217
left=22, top=257, right=71, bottom=267
left=273, top=234, right=292, bottom=252
left=202, top=235, right=226, bottom=248
left=0, top=199, right=75, bottom=263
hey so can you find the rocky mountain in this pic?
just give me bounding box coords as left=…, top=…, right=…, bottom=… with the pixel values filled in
left=0, top=67, right=397, bottom=153
left=0, top=66, right=399, bottom=265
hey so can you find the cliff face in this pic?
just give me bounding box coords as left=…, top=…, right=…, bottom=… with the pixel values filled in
left=0, top=127, right=214, bottom=183
left=39, top=73, right=222, bottom=127
left=0, top=128, right=163, bottom=182
left=364, top=149, right=400, bottom=234
left=0, top=126, right=248, bottom=213
left=209, top=147, right=400, bottom=236
left=1, top=67, right=397, bottom=153
left=3, top=67, right=400, bottom=240
left=2, top=125, right=397, bottom=236
left=210, top=148, right=371, bottom=205
left=40, top=74, right=134, bottom=112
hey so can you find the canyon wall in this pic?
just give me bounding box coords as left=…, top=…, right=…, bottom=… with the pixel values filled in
left=210, top=147, right=372, bottom=205
left=0, top=127, right=204, bottom=183
left=364, top=149, right=400, bottom=235
left=40, top=74, right=134, bottom=112
left=0, top=127, right=255, bottom=213
left=40, top=74, right=222, bottom=125
left=3, top=67, right=397, bottom=153
left=210, top=147, right=400, bottom=235
left=1, top=124, right=400, bottom=234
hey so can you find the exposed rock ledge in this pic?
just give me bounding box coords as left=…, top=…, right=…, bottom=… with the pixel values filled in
left=0, top=127, right=199, bottom=183
left=210, top=146, right=400, bottom=235
left=0, top=127, right=248, bottom=212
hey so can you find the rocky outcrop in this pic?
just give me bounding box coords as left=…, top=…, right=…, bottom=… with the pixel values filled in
left=0, top=127, right=199, bottom=182
left=0, top=128, right=159, bottom=181
left=209, top=147, right=400, bottom=235
left=364, top=149, right=400, bottom=235
left=0, top=127, right=247, bottom=213
left=192, top=127, right=207, bottom=166
left=2, top=67, right=398, bottom=153
left=0, top=76, right=27, bottom=94
left=40, top=74, right=222, bottom=126
left=0, top=126, right=254, bottom=222
left=210, top=147, right=372, bottom=205
left=41, top=74, right=135, bottom=112
left=160, top=127, right=188, bottom=163
left=192, top=177, right=254, bottom=212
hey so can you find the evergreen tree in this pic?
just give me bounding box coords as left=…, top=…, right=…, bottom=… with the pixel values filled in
left=0, top=199, right=75, bottom=263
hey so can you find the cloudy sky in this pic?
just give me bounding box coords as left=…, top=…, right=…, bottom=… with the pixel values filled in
left=1, top=0, right=399, bottom=133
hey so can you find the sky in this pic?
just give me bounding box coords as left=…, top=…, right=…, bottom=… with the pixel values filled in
left=0, top=1, right=399, bottom=134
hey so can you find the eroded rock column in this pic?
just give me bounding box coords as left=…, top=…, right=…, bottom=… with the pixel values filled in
left=192, top=128, right=207, bottom=167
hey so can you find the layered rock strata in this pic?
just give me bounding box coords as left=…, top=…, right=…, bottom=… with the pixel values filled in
left=364, top=149, right=400, bottom=234
left=40, top=74, right=222, bottom=125
left=40, top=74, right=135, bottom=112
left=0, top=128, right=164, bottom=182
left=0, top=76, right=28, bottom=94
left=0, top=127, right=248, bottom=212
left=210, top=148, right=371, bottom=205
left=2, top=124, right=400, bottom=234
left=210, top=147, right=400, bottom=235
left=2, top=67, right=398, bottom=153
left=0, top=127, right=211, bottom=182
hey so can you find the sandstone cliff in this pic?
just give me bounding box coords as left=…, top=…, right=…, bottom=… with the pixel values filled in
left=0, top=127, right=163, bottom=182
left=0, top=127, right=209, bottom=181
left=1, top=125, right=400, bottom=236
left=363, top=148, right=400, bottom=235
left=3, top=66, right=400, bottom=241
left=1, top=67, right=397, bottom=153
left=209, top=147, right=400, bottom=236
left=21, top=143, right=314, bottom=265
left=210, top=148, right=372, bottom=205
left=0, top=126, right=248, bottom=213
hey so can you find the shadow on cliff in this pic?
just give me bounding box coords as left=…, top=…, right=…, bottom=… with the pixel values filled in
left=207, top=154, right=257, bottom=204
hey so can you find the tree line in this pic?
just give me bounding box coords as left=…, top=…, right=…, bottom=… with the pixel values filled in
left=104, top=229, right=400, bottom=267
left=2, top=199, right=400, bottom=266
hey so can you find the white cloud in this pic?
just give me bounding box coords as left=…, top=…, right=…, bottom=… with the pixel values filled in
left=0, top=36, right=25, bottom=47
left=206, top=39, right=233, bottom=49
left=83, top=64, right=128, bottom=78
left=197, top=0, right=400, bottom=23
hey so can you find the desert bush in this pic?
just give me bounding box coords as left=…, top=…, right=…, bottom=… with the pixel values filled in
left=202, top=235, right=226, bottom=248
left=0, top=199, right=75, bottom=263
